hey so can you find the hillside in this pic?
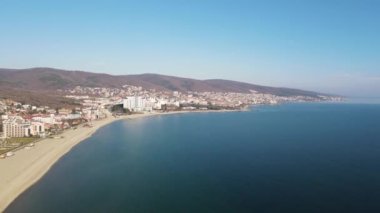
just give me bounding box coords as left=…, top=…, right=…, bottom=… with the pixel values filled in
left=0, top=67, right=326, bottom=106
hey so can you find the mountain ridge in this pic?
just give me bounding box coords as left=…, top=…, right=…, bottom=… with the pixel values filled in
left=0, top=67, right=331, bottom=107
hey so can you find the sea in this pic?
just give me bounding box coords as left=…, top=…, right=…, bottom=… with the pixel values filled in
left=6, top=102, right=380, bottom=213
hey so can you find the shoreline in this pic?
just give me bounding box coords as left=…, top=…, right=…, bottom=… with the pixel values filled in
left=0, top=109, right=237, bottom=211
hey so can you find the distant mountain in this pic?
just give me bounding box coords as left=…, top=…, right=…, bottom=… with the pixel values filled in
left=0, top=67, right=327, bottom=106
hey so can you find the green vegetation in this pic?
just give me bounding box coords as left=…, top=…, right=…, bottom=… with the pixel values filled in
left=38, top=74, right=69, bottom=87
left=6, top=137, right=37, bottom=144
left=111, top=104, right=130, bottom=114
left=0, top=137, right=39, bottom=155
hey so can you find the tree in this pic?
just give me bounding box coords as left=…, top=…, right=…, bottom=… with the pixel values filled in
left=111, top=104, right=129, bottom=114
left=124, top=108, right=131, bottom=115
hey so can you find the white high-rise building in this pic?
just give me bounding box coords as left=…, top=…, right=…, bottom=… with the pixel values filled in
left=2, top=116, right=45, bottom=138
left=123, top=96, right=146, bottom=112
left=3, top=116, right=29, bottom=138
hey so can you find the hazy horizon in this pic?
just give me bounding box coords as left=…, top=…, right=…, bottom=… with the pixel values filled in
left=1, top=0, right=379, bottom=97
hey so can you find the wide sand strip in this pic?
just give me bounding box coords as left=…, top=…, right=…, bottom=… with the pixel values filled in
left=0, top=110, right=237, bottom=211
left=0, top=112, right=168, bottom=211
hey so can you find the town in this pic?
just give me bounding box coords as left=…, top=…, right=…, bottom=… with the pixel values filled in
left=0, top=85, right=342, bottom=158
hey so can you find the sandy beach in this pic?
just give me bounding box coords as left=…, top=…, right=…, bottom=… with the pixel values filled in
left=0, top=109, right=238, bottom=211
left=0, top=112, right=166, bottom=211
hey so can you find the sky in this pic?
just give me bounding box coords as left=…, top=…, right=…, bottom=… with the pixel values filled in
left=0, top=0, right=379, bottom=97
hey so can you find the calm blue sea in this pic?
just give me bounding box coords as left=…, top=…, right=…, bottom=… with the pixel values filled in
left=6, top=103, right=380, bottom=213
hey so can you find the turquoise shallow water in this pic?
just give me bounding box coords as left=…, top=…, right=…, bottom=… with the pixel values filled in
left=6, top=103, right=380, bottom=213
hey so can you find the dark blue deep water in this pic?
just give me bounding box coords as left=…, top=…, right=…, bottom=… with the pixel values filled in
left=6, top=103, right=380, bottom=213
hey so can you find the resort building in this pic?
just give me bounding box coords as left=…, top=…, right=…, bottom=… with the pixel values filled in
left=2, top=116, right=45, bottom=138
left=27, top=122, right=45, bottom=137
left=123, top=96, right=146, bottom=112
left=32, top=114, right=56, bottom=124
left=2, top=116, right=30, bottom=138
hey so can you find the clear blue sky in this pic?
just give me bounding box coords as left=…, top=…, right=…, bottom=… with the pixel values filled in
left=1, top=0, right=379, bottom=97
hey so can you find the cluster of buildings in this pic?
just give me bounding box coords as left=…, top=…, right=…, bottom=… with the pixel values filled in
left=64, top=85, right=342, bottom=113
left=66, top=87, right=196, bottom=111
left=0, top=99, right=106, bottom=139
left=0, top=85, right=342, bottom=140
left=2, top=116, right=45, bottom=138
